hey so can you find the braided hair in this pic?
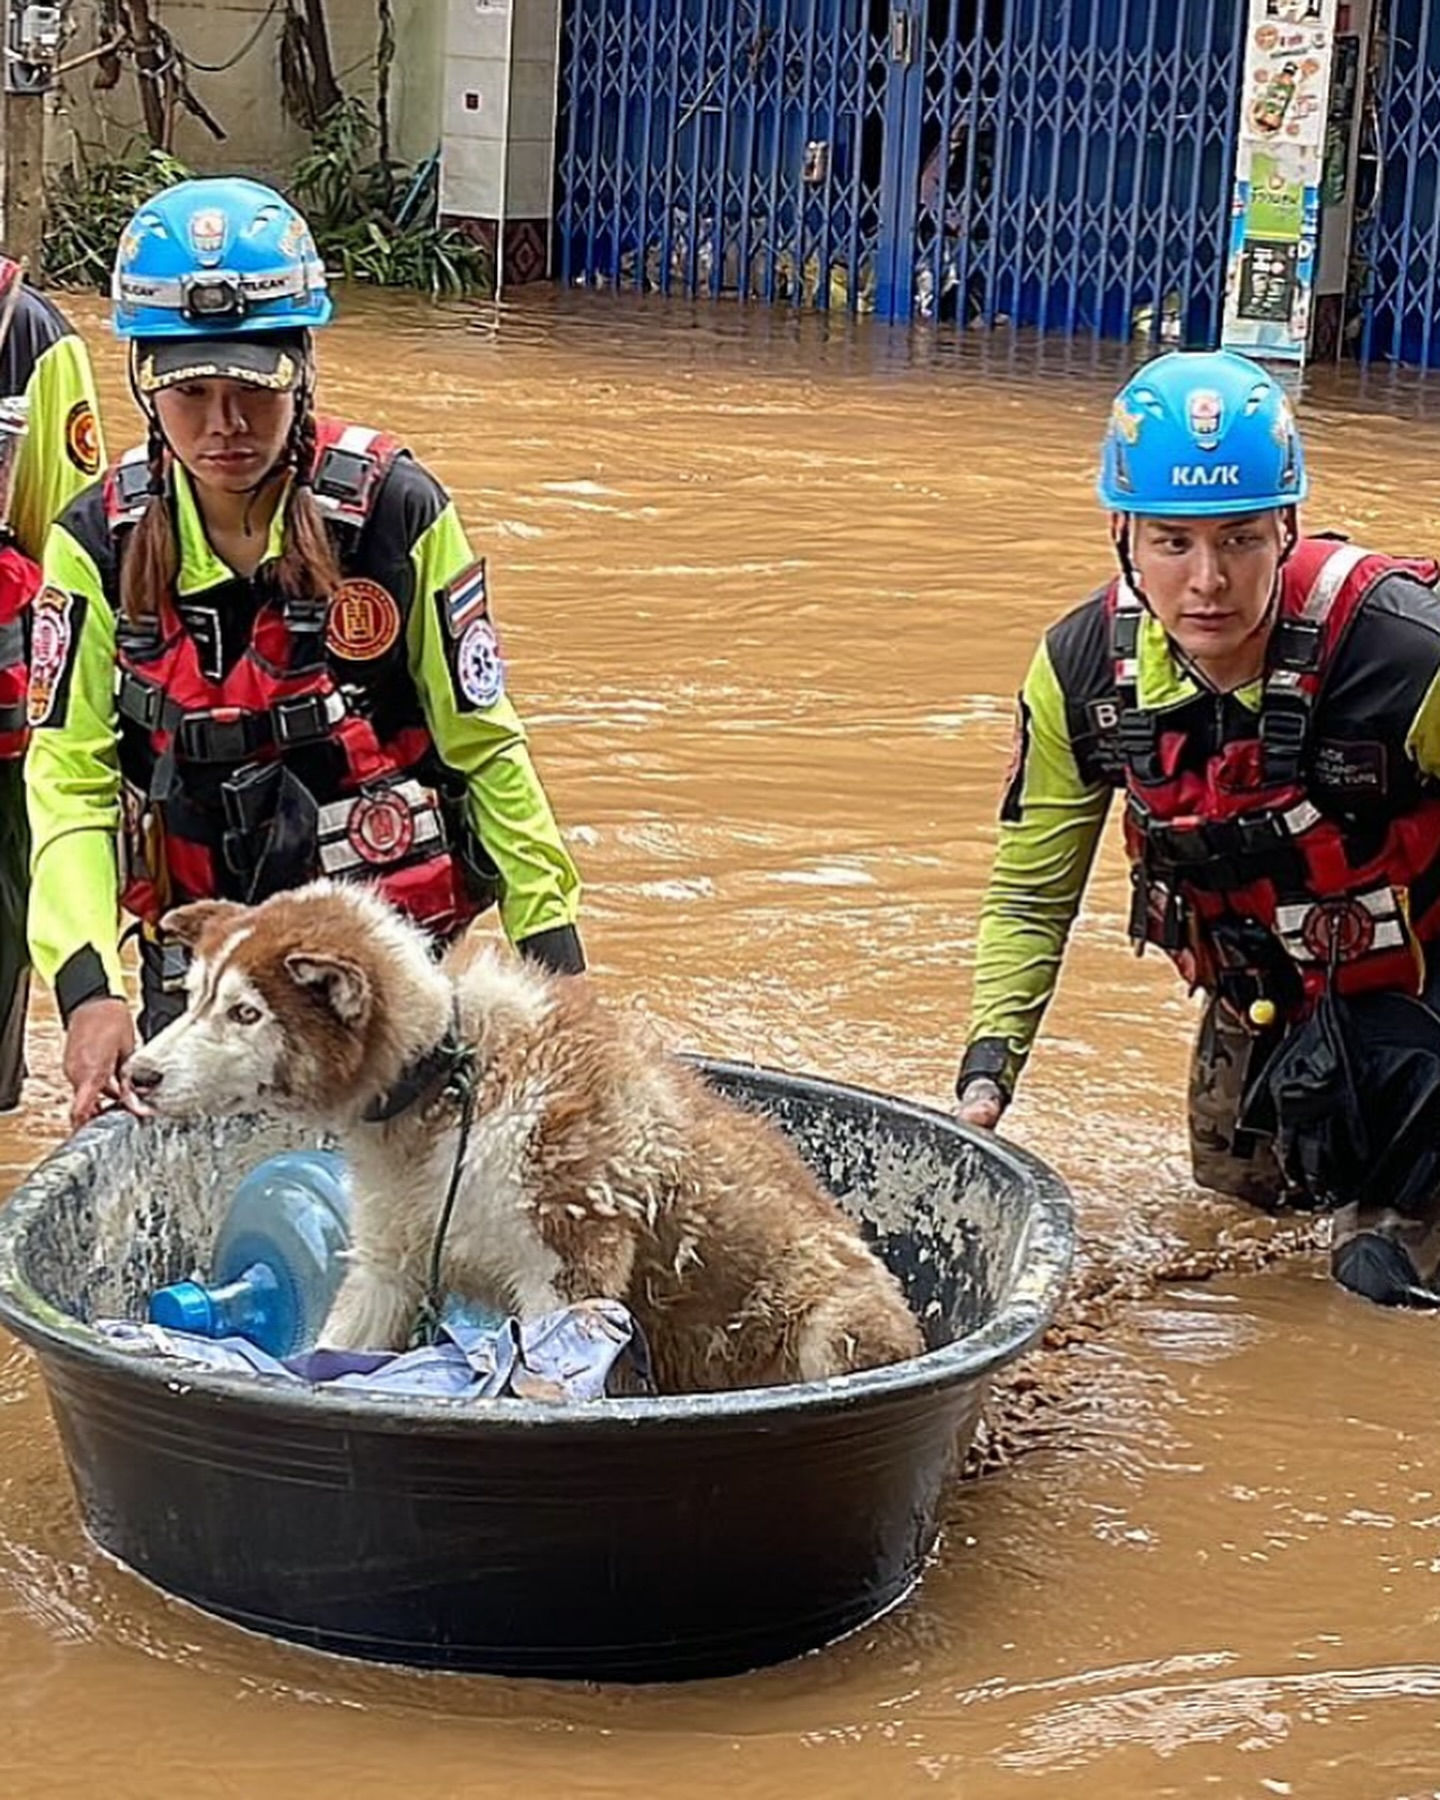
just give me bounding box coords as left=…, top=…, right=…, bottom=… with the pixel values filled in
left=119, top=415, right=179, bottom=624
left=273, top=393, right=341, bottom=607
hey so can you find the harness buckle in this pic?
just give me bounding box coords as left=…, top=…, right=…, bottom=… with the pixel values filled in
left=113, top=457, right=154, bottom=514
left=1268, top=616, right=1322, bottom=672
left=273, top=690, right=339, bottom=748
left=177, top=705, right=258, bottom=765
left=117, top=669, right=163, bottom=731
left=312, top=446, right=377, bottom=521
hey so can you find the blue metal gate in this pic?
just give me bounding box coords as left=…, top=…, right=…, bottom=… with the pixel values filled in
left=1361, top=0, right=1440, bottom=367
left=556, top=0, right=1246, bottom=344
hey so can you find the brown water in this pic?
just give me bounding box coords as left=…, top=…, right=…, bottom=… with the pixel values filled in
left=2, top=292, right=1438, bottom=1797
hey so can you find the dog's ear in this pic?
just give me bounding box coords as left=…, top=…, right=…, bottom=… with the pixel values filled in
left=161, top=900, right=248, bottom=949
left=284, top=952, right=371, bottom=1027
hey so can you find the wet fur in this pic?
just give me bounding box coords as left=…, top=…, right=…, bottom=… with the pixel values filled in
left=126, top=881, right=925, bottom=1393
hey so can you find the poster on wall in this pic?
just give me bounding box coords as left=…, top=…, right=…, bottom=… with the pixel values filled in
left=1221, top=0, right=1340, bottom=367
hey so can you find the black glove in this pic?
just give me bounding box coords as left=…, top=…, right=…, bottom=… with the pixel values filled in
left=1331, top=1231, right=1440, bottom=1309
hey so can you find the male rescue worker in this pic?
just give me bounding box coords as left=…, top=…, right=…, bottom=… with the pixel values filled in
left=954, top=348, right=1440, bottom=1308
left=0, top=267, right=106, bottom=1108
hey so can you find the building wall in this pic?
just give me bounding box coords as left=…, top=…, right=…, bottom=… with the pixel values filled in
left=38, top=1, right=431, bottom=185
left=392, top=0, right=446, bottom=167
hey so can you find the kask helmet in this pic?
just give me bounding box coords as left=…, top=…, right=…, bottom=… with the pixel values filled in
left=112, top=176, right=330, bottom=396
left=1097, top=349, right=1307, bottom=519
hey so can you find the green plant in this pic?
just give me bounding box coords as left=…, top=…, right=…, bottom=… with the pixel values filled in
left=43, top=143, right=193, bottom=291
left=293, top=99, right=492, bottom=298
left=290, top=95, right=397, bottom=227
left=42, top=100, right=491, bottom=302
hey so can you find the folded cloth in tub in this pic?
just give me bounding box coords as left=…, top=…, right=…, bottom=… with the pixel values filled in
left=93, top=1300, right=653, bottom=1402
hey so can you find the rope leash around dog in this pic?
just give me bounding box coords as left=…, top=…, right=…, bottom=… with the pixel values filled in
left=411, top=1048, right=478, bottom=1349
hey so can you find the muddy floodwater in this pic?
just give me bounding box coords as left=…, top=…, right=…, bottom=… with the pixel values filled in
left=2, top=290, right=1439, bottom=1797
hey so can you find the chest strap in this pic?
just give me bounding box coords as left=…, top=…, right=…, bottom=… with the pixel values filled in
left=117, top=674, right=348, bottom=767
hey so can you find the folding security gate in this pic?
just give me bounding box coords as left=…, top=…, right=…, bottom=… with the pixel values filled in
left=1361, top=0, right=1440, bottom=366
left=556, top=0, right=1248, bottom=342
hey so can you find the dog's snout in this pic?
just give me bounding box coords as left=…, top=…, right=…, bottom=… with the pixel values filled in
left=125, top=1058, right=164, bottom=1096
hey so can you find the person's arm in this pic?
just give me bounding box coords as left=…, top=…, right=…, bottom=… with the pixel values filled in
left=957, top=639, right=1111, bottom=1122
left=23, top=518, right=133, bottom=1126
left=10, top=329, right=105, bottom=562
left=406, top=501, right=584, bottom=973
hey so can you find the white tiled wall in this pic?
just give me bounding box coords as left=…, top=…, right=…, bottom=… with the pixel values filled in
left=438, top=0, right=562, bottom=224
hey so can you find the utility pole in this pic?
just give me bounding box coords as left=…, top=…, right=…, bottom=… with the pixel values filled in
left=3, top=5, right=63, bottom=282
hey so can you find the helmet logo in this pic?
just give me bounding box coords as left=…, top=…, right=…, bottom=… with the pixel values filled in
left=1187, top=389, right=1224, bottom=450
left=1110, top=399, right=1143, bottom=445
left=1171, top=463, right=1240, bottom=489
left=187, top=208, right=228, bottom=260
left=278, top=213, right=313, bottom=260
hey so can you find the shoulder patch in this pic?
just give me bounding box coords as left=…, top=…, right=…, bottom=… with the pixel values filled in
left=65, top=399, right=101, bottom=477
left=441, top=558, right=490, bottom=638
left=325, top=577, right=401, bottom=661
left=27, top=586, right=83, bottom=727
left=455, top=617, right=505, bottom=709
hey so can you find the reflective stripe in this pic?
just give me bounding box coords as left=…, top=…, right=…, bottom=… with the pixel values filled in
left=1274, top=885, right=1409, bottom=964
left=333, top=425, right=378, bottom=457
left=316, top=779, right=445, bottom=875
left=1300, top=544, right=1370, bottom=621
left=1277, top=916, right=1407, bottom=956
left=115, top=261, right=327, bottom=311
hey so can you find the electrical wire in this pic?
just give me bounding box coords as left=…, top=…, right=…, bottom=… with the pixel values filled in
left=173, top=0, right=283, bottom=76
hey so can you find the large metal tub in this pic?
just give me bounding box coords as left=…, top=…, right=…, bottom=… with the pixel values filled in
left=0, top=1060, right=1073, bottom=1682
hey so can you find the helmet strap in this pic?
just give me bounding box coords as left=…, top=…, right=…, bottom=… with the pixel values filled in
left=1110, top=514, right=1144, bottom=601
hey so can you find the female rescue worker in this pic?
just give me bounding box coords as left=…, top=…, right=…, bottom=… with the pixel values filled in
left=0, top=267, right=107, bottom=1111
left=954, top=347, right=1440, bottom=1309
left=24, top=176, right=583, bottom=1130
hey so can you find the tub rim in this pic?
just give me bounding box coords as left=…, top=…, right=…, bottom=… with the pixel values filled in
left=0, top=1057, right=1075, bottom=1436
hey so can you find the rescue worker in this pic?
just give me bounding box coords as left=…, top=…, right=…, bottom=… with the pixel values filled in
left=24, top=176, right=583, bottom=1131
left=0, top=266, right=107, bottom=1110
left=954, top=347, right=1440, bottom=1309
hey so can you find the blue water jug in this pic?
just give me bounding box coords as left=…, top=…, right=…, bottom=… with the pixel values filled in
left=148, top=1150, right=354, bottom=1357
left=147, top=1149, right=503, bottom=1357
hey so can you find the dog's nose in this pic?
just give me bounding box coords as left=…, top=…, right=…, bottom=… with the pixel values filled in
left=125, top=1059, right=163, bottom=1096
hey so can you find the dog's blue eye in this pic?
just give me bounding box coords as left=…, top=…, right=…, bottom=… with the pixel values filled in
left=227, top=1002, right=262, bottom=1026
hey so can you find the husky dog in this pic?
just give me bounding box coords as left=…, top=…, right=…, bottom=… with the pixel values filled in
left=124, top=881, right=925, bottom=1393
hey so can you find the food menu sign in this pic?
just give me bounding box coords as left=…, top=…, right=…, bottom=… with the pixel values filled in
left=1221, top=0, right=1340, bottom=365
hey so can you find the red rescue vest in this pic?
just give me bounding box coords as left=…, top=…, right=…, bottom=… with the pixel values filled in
left=1111, top=538, right=1440, bottom=1011
left=109, top=419, right=491, bottom=935
left=0, top=542, right=40, bottom=759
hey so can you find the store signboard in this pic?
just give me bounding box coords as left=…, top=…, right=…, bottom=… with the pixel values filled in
left=1221, top=0, right=1340, bottom=366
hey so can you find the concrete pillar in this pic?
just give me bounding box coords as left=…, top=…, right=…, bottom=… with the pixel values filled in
left=438, top=0, right=563, bottom=293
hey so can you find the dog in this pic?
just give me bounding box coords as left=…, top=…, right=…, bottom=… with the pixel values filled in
left=123, top=881, right=925, bottom=1393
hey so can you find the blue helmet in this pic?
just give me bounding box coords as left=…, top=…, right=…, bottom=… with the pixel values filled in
left=1097, top=349, right=1307, bottom=518
left=113, top=177, right=330, bottom=395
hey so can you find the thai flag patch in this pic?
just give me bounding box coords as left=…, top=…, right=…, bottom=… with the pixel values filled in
left=442, top=559, right=489, bottom=639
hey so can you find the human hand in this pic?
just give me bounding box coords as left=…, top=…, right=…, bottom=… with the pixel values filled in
left=956, top=1076, right=1006, bottom=1131
left=62, top=997, right=144, bottom=1133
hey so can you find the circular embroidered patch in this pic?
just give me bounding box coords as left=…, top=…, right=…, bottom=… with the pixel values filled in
left=326, top=579, right=401, bottom=661
left=1300, top=898, right=1376, bottom=965
left=65, top=400, right=101, bottom=476
left=347, top=794, right=415, bottom=864
left=456, top=618, right=504, bottom=708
